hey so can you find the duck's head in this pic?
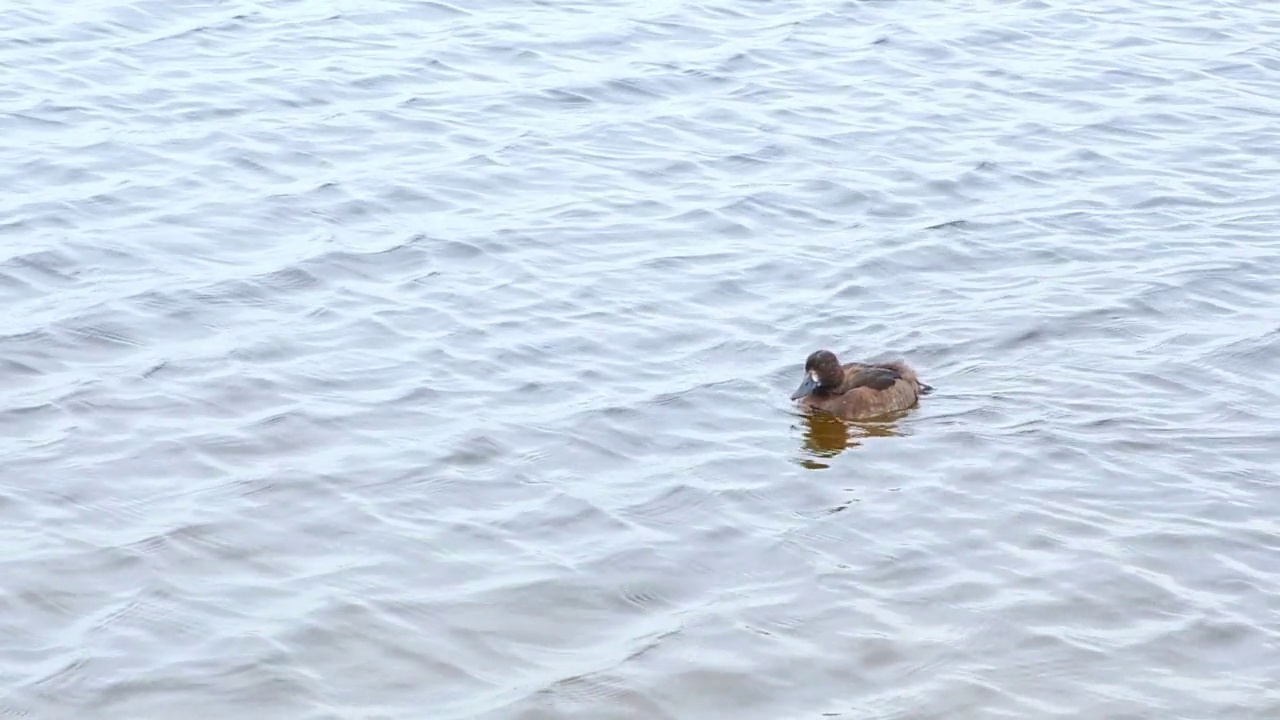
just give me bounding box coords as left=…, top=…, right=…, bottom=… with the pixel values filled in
left=790, top=349, right=843, bottom=400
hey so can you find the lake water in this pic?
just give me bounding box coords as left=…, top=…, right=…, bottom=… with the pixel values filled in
left=3, top=0, right=1280, bottom=717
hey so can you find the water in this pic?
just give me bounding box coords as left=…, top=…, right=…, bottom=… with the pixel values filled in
left=3, top=0, right=1280, bottom=717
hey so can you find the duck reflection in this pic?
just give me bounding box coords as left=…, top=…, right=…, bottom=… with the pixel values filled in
left=795, top=408, right=905, bottom=469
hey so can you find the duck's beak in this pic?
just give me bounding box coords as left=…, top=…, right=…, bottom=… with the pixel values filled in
left=790, top=373, right=818, bottom=400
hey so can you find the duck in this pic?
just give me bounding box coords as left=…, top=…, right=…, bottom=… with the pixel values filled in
left=789, top=349, right=932, bottom=420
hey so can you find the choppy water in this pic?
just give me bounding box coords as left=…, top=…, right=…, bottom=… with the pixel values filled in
left=3, top=0, right=1280, bottom=717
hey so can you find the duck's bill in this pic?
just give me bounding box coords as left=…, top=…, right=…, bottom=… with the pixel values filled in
left=790, top=374, right=818, bottom=400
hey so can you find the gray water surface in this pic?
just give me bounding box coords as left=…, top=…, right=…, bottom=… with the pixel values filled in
left=3, top=0, right=1280, bottom=718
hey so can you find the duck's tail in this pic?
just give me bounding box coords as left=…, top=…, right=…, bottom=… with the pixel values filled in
left=917, top=381, right=935, bottom=395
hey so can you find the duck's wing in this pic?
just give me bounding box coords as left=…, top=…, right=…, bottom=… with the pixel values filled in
left=839, top=364, right=902, bottom=392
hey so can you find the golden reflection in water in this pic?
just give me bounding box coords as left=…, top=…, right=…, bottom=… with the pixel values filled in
left=795, top=409, right=906, bottom=469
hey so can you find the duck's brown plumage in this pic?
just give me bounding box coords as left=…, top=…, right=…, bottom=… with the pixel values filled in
left=789, top=349, right=932, bottom=420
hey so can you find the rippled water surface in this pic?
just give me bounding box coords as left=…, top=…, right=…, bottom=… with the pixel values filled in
left=4, top=0, right=1280, bottom=717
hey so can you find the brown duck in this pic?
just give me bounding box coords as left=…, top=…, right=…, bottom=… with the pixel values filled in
left=789, top=349, right=932, bottom=420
